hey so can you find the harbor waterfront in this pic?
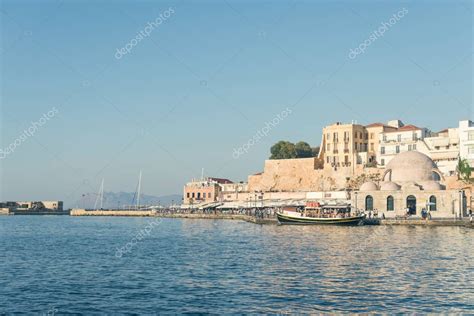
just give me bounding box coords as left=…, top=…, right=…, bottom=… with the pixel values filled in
left=1, top=216, right=472, bottom=314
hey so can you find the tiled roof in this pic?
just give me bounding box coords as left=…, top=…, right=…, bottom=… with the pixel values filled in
left=365, top=122, right=386, bottom=128
left=384, top=124, right=422, bottom=133
left=209, top=177, right=233, bottom=184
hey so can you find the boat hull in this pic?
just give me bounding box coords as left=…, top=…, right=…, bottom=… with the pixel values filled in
left=277, top=212, right=365, bottom=226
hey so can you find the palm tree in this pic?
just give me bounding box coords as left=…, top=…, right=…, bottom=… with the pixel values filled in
left=457, top=158, right=472, bottom=182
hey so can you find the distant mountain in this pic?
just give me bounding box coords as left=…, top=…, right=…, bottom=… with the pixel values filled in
left=77, top=192, right=182, bottom=209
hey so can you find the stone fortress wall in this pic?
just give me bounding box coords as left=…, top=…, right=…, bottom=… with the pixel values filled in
left=248, top=157, right=382, bottom=192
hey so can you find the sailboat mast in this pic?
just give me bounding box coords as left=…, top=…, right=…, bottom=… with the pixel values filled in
left=100, top=179, right=104, bottom=210
left=137, top=171, right=142, bottom=210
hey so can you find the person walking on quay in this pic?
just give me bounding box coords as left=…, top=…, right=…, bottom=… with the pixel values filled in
left=469, top=208, right=473, bottom=223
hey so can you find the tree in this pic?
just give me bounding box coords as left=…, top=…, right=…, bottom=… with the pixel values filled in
left=270, top=141, right=319, bottom=159
left=312, top=146, right=321, bottom=158
left=295, top=141, right=313, bottom=158
left=270, top=141, right=297, bottom=159
left=457, top=158, right=472, bottom=182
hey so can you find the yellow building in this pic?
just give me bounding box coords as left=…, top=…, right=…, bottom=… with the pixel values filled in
left=319, top=122, right=369, bottom=169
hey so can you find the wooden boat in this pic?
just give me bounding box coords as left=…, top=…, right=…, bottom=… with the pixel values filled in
left=276, top=211, right=366, bottom=226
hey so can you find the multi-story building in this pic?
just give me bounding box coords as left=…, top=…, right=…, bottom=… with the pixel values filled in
left=377, top=121, right=461, bottom=176
left=183, top=177, right=233, bottom=205
left=424, top=128, right=459, bottom=176
left=319, top=122, right=369, bottom=169
left=365, top=122, right=398, bottom=165
left=459, top=120, right=474, bottom=167
left=377, top=124, right=432, bottom=167
left=219, top=182, right=249, bottom=202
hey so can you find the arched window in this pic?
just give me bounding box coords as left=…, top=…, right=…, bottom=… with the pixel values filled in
left=407, top=195, right=417, bottom=215
left=432, top=171, right=441, bottom=181
left=429, top=195, right=437, bottom=211
left=365, top=195, right=374, bottom=211
left=387, top=195, right=394, bottom=211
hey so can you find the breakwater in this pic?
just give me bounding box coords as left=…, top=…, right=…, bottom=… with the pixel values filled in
left=70, top=209, right=156, bottom=216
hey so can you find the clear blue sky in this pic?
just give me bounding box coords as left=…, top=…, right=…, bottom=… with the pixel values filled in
left=0, top=0, right=472, bottom=206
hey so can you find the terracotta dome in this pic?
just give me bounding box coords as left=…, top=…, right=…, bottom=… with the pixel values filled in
left=384, top=151, right=441, bottom=183
left=380, top=181, right=401, bottom=191
left=421, top=181, right=445, bottom=191
left=360, top=181, right=378, bottom=191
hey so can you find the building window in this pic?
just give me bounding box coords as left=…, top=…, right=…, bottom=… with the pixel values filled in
left=370, top=143, right=374, bottom=151
left=365, top=195, right=374, bottom=211
left=396, top=145, right=400, bottom=153
left=187, top=193, right=190, bottom=198
left=412, top=133, right=417, bottom=141
left=383, top=135, right=387, bottom=142
left=381, top=147, right=385, bottom=154
left=327, top=133, right=330, bottom=140
left=327, top=143, right=330, bottom=150
left=327, top=156, right=330, bottom=163
left=397, top=134, right=401, bottom=142
left=408, top=145, right=412, bottom=151
left=468, top=145, right=474, bottom=154
left=468, top=131, right=474, bottom=141
left=413, top=144, right=417, bottom=150
left=370, top=133, right=374, bottom=139
left=192, top=193, right=195, bottom=198
left=429, top=196, right=437, bottom=211
left=197, top=192, right=201, bottom=199
left=381, top=158, right=385, bottom=166
left=387, top=196, right=394, bottom=211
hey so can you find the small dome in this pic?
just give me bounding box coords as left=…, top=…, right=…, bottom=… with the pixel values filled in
left=380, top=181, right=401, bottom=191
left=384, top=151, right=441, bottom=183
left=421, top=181, right=445, bottom=191
left=360, top=181, right=378, bottom=191
left=401, top=181, right=421, bottom=191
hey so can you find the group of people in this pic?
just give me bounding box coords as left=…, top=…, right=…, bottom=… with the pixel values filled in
left=154, top=207, right=276, bottom=218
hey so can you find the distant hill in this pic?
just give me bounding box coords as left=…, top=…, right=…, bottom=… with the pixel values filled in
left=76, top=192, right=182, bottom=209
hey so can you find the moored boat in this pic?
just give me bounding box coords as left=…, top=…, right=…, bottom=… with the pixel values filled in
left=276, top=211, right=366, bottom=225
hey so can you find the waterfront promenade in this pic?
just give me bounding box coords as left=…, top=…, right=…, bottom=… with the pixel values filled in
left=66, top=208, right=474, bottom=226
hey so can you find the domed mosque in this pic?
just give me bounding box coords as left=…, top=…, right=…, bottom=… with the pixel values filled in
left=355, top=151, right=466, bottom=218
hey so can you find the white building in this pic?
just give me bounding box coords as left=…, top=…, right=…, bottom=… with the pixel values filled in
left=377, top=124, right=432, bottom=167
left=424, top=128, right=459, bottom=176
left=377, top=122, right=461, bottom=176
left=459, top=120, right=474, bottom=167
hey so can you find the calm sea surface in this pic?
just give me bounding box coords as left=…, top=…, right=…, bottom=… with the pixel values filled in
left=0, top=217, right=473, bottom=314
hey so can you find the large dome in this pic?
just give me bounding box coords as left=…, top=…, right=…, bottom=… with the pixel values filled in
left=384, top=151, right=441, bottom=183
